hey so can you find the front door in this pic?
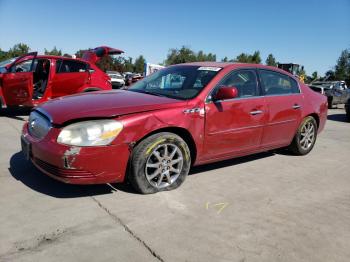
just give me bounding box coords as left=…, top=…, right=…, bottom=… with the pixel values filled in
left=258, top=69, right=303, bottom=147
left=1, top=53, right=37, bottom=106
left=204, top=69, right=267, bottom=159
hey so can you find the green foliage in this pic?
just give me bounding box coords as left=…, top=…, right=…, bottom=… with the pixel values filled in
left=44, top=46, right=62, bottom=56
left=234, top=51, right=261, bottom=64
left=122, top=57, right=134, bottom=72
left=334, top=49, right=350, bottom=83
left=265, top=54, right=277, bottom=66
left=0, top=48, right=7, bottom=61
left=311, top=71, right=318, bottom=80
left=75, top=49, right=85, bottom=58
left=324, top=70, right=336, bottom=81
left=221, top=56, right=229, bottom=62
left=134, top=55, right=146, bottom=73
left=165, top=46, right=216, bottom=65
left=8, top=43, right=30, bottom=57
left=96, top=56, right=118, bottom=72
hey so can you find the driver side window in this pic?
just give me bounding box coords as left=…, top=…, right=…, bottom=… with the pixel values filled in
left=219, top=69, right=259, bottom=98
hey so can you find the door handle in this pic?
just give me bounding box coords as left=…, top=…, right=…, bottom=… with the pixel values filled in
left=250, top=110, right=263, bottom=115
left=292, top=104, right=301, bottom=109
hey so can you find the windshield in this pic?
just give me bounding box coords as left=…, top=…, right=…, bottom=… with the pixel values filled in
left=0, top=57, right=18, bottom=73
left=0, top=57, right=17, bottom=67
left=127, top=65, right=221, bottom=100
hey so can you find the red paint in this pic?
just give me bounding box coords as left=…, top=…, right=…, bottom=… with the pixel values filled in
left=22, top=62, right=327, bottom=184
left=215, top=86, right=238, bottom=100
left=0, top=46, right=123, bottom=108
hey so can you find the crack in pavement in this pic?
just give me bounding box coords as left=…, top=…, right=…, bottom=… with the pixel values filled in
left=90, top=195, right=165, bottom=262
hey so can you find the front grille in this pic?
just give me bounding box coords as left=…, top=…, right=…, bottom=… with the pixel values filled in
left=28, top=111, right=51, bottom=139
left=33, top=158, right=93, bottom=178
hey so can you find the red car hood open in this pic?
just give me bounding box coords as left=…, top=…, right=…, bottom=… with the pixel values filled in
left=38, top=90, right=185, bottom=125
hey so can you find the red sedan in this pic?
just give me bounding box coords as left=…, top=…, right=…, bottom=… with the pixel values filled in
left=21, top=62, right=328, bottom=194
left=0, top=46, right=123, bottom=108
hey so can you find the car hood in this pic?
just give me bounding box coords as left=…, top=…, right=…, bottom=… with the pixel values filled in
left=38, top=90, right=186, bottom=125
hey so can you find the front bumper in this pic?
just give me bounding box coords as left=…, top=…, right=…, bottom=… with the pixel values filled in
left=111, top=80, right=125, bottom=88
left=22, top=123, right=130, bottom=184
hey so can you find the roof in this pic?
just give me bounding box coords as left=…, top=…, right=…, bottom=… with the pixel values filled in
left=36, top=55, right=80, bottom=60
left=176, top=61, right=295, bottom=77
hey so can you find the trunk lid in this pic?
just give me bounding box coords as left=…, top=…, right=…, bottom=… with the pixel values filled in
left=82, top=46, right=124, bottom=64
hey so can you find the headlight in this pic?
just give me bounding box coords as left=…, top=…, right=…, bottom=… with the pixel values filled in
left=57, top=120, right=123, bottom=146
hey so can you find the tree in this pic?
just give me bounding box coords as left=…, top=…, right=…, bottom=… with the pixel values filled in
left=234, top=53, right=250, bottom=63
left=75, top=49, right=85, bottom=58
left=196, top=50, right=216, bottom=62
left=44, top=46, right=62, bottom=56
left=134, top=55, right=146, bottom=73
left=251, top=51, right=261, bottom=64
left=221, top=56, right=229, bottom=62
left=325, top=70, right=336, bottom=81
left=334, top=49, right=350, bottom=82
left=265, top=54, right=277, bottom=66
left=96, top=56, right=118, bottom=72
left=7, top=43, right=30, bottom=57
left=234, top=51, right=261, bottom=64
left=123, top=57, right=134, bottom=72
left=0, top=48, right=7, bottom=61
left=311, top=71, right=318, bottom=80
left=165, top=46, right=197, bottom=65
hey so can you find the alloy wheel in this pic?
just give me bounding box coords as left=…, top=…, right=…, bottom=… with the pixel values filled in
left=299, top=121, right=316, bottom=150
left=145, top=143, right=184, bottom=189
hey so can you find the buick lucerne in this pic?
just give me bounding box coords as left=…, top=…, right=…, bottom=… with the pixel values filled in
left=21, top=62, right=328, bottom=194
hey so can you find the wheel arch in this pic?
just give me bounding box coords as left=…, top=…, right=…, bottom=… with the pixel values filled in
left=133, top=126, right=197, bottom=164
left=305, top=113, right=320, bottom=129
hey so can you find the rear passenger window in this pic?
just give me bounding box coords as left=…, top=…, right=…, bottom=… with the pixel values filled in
left=259, top=70, right=299, bottom=95
left=219, top=69, right=259, bottom=98
left=56, top=60, right=87, bottom=73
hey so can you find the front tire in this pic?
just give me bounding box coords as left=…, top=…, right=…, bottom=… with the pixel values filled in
left=129, top=132, right=191, bottom=194
left=288, top=116, right=318, bottom=155
left=345, top=100, right=350, bottom=121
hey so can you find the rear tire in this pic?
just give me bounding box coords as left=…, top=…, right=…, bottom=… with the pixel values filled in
left=328, top=97, right=334, bottom=109
left=129, top=132, right=191, bottom=194
left=288, top=116, right=317, bottom=155
left=345, top=99, right=350, bottom=122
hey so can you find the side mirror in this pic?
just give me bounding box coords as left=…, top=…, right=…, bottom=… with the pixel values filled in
left=214, top=86, right=238, bottom=101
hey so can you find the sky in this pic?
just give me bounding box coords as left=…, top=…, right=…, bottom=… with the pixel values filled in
left=0, top=0, right=349, bottom=75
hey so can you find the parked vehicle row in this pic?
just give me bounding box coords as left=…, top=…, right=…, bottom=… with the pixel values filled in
left=309, top=81, right=349, bottom=108
left=21, top=62, right=327, bottom=194
left=106, top=71, right=125, bottom=88
left=0, top=46, right=123, bottom=108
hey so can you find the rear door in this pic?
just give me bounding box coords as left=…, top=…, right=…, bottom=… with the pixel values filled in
left=258, top=69, right=303, bottom=148
left=204, top=69, right=267, bottom=159
left=1, top=53, right=37, bottom=106
left=51, top=59, right=90, bottom=97
left=82, top=46, right=124, bottom=64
